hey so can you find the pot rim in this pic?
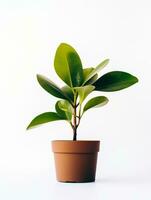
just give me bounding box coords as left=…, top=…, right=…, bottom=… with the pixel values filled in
left=51, top=140, right=100, bottom=153
left=52, top=140, right=100, bottom=142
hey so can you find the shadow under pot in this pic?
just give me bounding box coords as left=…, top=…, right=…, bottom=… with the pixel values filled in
left=52, top=140, right=100, bottom=183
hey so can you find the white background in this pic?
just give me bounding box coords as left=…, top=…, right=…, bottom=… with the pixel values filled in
left=0, top=0, right=151, bottom=199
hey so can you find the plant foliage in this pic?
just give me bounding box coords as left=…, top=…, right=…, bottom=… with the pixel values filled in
left=27, top=43, right=138, bottom=140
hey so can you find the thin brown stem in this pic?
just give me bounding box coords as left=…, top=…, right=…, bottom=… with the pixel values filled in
left=73, top=126, right=77, bottom=141
left=76, top=104, right=81, bottom=127
left=73, top=105, right=77, bottom=141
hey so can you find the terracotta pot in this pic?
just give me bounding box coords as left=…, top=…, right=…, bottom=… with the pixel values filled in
left=52, top=140, right=100, bottom=183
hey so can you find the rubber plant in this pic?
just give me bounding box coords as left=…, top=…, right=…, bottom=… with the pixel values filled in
left=27, top=43, right=138, bottom=183
left=27, top=43, right=138, bottom=141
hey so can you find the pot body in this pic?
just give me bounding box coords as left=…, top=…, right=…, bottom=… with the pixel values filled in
left=52, top=140, right=100, bottom=183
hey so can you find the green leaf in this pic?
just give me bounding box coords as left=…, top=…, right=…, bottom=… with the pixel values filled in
left=61, top=85, right=74, bottom=102
left=93, top=71, right=139, bottom=92
left=83, top=68, right=94, bottom=79
left=57, top=100, right=73, bottom=120
left=27, top=112, right=65, bottom=130
left=83, top=59, right=109, bottom=85
left=85, top=74, right=98, bottom=85
left=37, top=74, right=69, bottom=100
left=83, top=96, right=109, bottom=113
left=83, top=68, right=98, bottom=85
left=75, top=85, right=95, bottom=104
left=54, top=43, right=84, bottom=87
left=55, top=101, right=67, bottom=119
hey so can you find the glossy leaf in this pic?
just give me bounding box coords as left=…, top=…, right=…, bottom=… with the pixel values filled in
left=54, top=43, right=84, bottom=87
left=83, top=68, right=98, bottom=85
left=75, top=85, right=95, bottom=104
left=27, top=112, right=65, bottom=129
left=61, top=85, right=74, bottom=102
left=37, top=74, right=68, bottom=100
left=55, top=101, right=67, bottom=119
left=93, top=71, right=138, bottom=92
left=83, top=68, right=94, bottom=79
left=83, top=59, right=109, bottom=85
left=83, top=96, right=109, bottom=113
left=85, top=74, right=98, bottom=85
left=57, top=100, right=73, bottom=120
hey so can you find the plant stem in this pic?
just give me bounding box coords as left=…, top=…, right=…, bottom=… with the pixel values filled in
left=72, top=91, right=78, bottom=141
left=73, top=105, right=77, bottom=141
left=73, top=125, right=77, bottom=141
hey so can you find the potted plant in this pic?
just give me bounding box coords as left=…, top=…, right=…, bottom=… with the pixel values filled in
left=27, top=43, right=138, bottom=183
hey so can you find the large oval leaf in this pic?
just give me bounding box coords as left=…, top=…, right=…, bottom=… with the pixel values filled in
left=55, top=101, right=67, bottom=119
left=83, top=59, right=109, bottom=85
left=37, top=74, right=69, bottom=100
left=75, top=85, right=95, bottom=104
left=83, top=68, right=98, bottom=85
left=54, top=43, right=84, bottom=87
left=93, top=71, right=138, bottom=92
left=55, top=100, right=73, bottom=121
left=27, top=112, right=65, bottom=129
left=83, top=96, right=109, bottom=113
left=61, top=85, right=74, bottom=102
left=57, top=100, right=73, bottom=120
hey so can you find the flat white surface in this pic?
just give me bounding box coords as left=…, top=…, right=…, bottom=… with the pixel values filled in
left=0, top=0, right=151, bottom=199
left=1, top=171, right=151, bottom=200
